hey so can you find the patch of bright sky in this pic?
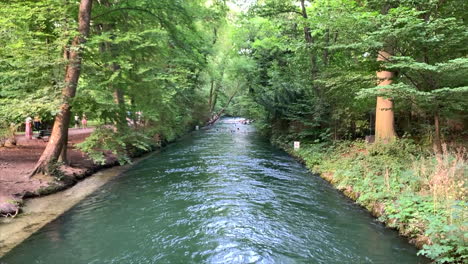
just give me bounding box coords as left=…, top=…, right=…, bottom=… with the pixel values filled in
left=225, top=0, right=311, bottom=13
left=227, top=0, right=257, bottom=12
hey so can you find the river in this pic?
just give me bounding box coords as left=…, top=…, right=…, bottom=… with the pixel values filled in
left=1, top=118, right=428, bottom=263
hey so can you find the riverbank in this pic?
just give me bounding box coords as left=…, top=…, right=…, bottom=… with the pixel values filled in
left=0, top=125, right=197, bottom=257
left=0, top=118, right=207, bottom=217
left=0, top=128, right=107, bottom=216
left=278, top=139, right=466, bottom=263
left=0, top=154, right=154, bottom=257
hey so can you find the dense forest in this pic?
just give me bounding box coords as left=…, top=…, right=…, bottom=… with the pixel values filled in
left=0, top=0, right=467, bottom=263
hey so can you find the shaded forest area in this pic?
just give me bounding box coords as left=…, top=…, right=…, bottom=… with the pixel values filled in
left=0, top=0, right=467, bottom=263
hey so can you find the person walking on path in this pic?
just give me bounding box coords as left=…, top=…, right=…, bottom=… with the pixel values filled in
left=25, top=116, right=33, bottom=139
left=74, top=114, right=80, bottom=129
left=81, top=114, right=88, bottom=129
left=33, top=116, right=41, bottom=131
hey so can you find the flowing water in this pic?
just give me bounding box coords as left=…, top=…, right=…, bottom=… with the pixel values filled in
left=1, top=118, right=428, bottom=263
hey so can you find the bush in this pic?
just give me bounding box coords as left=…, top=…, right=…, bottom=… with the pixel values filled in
left=76, top=126, right=152, bottom=165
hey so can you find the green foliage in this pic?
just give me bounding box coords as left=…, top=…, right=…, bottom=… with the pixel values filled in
left=0, top=122, right=19, bottom=142
left=0, top=0, right=68, bottom=124
left=223, top=0, right=467, bottom=143
left=1, top=0, right=466, bottom=262
left=418, top=205, right=468, bottom=263
left=0, top=0, right=223, bottom=129
left=368, top=138, right=422, bottom=159
left=46, top=159, right=67, bottom=181
left=291, top=139, right=467, bottom=263
left=76, top=127, right=152, bottom=165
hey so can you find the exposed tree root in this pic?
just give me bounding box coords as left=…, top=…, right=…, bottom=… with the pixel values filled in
left=1, top=208, right=19, bottom=218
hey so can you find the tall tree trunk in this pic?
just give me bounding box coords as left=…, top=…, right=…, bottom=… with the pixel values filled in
left=208, top=79, right=215, bottom=113
left=212, top=28, right=218, bottom=45
left=30, top=0, right=93, bottom=176
left=59, top=39, right=71, bottom=165
left=58, top=119, right=69, bottom=165
left=207, top=90, right=238, bottom=126
left=210, top=84, right=219, bottom=113
left=375, top=50, right=396, bottom=142
left=299, top=0, right=319, bottom=96
left=433, top=112, right=443, bottom=154
left=100, top=0, right=126, bottom=131
left=323, top=29, right=330, bottom=66
left=113, top=80, right=126, bottom=131
left=109, top=57, right=125, bottom=131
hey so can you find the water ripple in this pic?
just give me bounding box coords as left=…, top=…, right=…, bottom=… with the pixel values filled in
left=1, top=118, right=429, bottom=264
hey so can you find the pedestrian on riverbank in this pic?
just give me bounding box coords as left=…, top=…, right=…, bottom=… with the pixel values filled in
left=81, top=114, right=88, bottom=129
left=33, top=115, right=41, bottom=131
left=74, top=115, right=80, bottom=128
left=25, top=116, right=33, bottom=139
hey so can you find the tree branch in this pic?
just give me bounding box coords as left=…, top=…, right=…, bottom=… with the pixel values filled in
left=93, top=7, right=161, bottom=20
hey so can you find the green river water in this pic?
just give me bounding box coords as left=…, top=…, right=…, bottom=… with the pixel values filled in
left=1, top=118, right=428, bottom=264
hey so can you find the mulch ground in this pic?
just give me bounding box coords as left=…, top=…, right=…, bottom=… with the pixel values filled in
left=0, top=128, right=97, bottom=215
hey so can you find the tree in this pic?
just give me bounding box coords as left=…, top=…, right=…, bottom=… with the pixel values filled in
left=359, top=1, right=468, bottom=148
left=31, top=0, right=93, bottom=175
left=375, top=50, right=396, bottom=142
left=73, top=0, right=224, bottom=162
left=227, top=0, right=467, bottom=146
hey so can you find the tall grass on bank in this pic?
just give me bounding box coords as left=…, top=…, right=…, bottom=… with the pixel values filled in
left=278, top=138, right=467, bottom=263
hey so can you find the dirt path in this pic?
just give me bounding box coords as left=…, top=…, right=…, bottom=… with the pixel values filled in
left=0, top=128, right=97, bottom=215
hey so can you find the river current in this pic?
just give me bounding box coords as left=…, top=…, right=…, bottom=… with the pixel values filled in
left=1, top=118, right=428, bottom=263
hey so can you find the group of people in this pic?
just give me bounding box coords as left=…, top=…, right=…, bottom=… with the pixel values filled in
left=24, top=116, right=42, bottom=140
left=74, top=114, right=88, bottom=129
left=239, top=119, right=253, bottom=125
left=23, top=113, right=88, bottom=140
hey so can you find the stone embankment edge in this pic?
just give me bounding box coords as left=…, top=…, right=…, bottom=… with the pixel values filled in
left=281, top=145, right=430, bottom=251
left=0, top=151, right=156, bottom=258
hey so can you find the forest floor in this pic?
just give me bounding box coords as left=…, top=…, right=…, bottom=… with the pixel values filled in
left=0, top=128, right=110, bottom=216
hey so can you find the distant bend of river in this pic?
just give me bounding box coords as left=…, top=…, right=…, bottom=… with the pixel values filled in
left=1, top=118, right=429, bottom=264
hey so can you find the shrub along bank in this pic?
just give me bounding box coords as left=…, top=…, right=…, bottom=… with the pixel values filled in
left=275, top=138, right=466, bottom=263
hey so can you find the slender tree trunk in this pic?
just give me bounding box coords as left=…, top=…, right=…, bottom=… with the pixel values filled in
left=300, top=0, right=319, bottom=96
left=211, top=93, right=218, bottom=113
left=300, top=0, right=313, bottom=44
left=113, top=85, right=126, bottom=128
left=100, top=0, right=126, bottom=130
left=212, top=28, right=218, bottom=45
left=433, top=112, right=443, bottom=154
left=100, top=51, right=125, bottom=131
left=30, top=0, right=93, bottom=176
left=210, top=84, right=219, bottom=113
left=59, top=40, right=71, bottom=165
left=58, top=116, right=69, bottom=165
left=323, top=29, right=330, bottom=66
left=129, top=96, right=138, bottom=128
left=208, top=79, right=215, bottom=113
left=375, top=50, right=396, bottom=142
left=207, top=90, right=238, bottom=126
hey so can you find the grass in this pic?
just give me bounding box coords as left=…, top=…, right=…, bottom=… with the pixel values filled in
left=277, top=138, right=467, bottom=263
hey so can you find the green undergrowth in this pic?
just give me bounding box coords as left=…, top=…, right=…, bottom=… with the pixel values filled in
left=277, top=138, right=467, bottom=263
left=76, top=127, right=153, bottom=165
left=76, top=119, right=201, bottom=165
